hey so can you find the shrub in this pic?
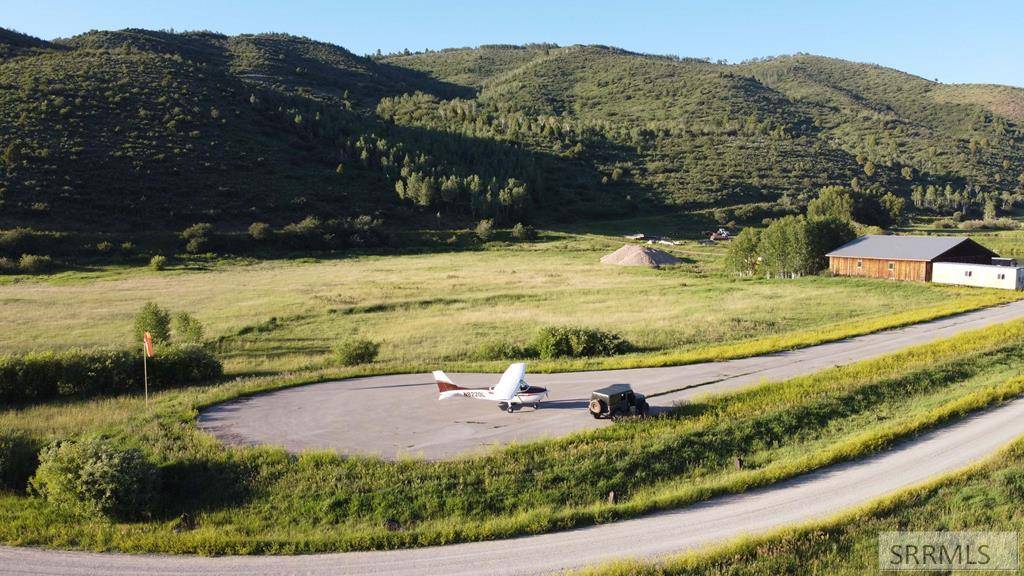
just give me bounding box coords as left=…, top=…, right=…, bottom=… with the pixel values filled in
left=134, top=302, right=172, bottom=344
left=248, top=221, right=271, bottom=241
left=511, top=223, right=537, bottom=242
left=96, top=241, right=114, bottom=253
left=149, top=254, right=167, bottom=271
left=0, top=428, right=39, bottom=491
left=474, top=340, right=531, bottom=361
left=30, top=438, right=157, bottom=519
left=172, top=312, right=204, bottom=344
left=279, top=216, right=332, bottom=249
left=531, top=326, right=628, bottom=359
left=958, top=218, right=1020, bottom=231
left=474, top=219, right=494, bottom=242
left=334, top=339, right=380, bottom=366
left=0, top=346, right=222, bottom=402
left=18, top=253, right=52, bottom=273
left=933, top=218, right=957, bottom=229
left=151, top=345, right=223, bottom=385
left=348, top=215, right=385, bottom=247
left=0, top=228, right=39, bottom=256
left=180, top=223, right=213, bottom=254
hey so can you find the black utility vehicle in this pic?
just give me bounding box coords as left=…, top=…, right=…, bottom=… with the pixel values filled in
left=588, top=384, right=649, bottom=420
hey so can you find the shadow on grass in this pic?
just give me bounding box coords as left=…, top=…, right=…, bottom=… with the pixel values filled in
left=157, top=457, right=253, bottom=519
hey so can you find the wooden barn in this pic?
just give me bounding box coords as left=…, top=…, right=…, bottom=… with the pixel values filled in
left=827, top=235, right=997, bottom=282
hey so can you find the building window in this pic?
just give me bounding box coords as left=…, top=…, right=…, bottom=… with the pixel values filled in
left=856, top=260, right=863, bottom=269
left=887, top=262, right=895, bottom=271
left=999, top=273, right=1006, bottom=280
left=965, top=270, right=973, bottom=277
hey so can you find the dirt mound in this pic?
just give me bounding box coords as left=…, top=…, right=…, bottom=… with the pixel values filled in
left=600, top=244, right=682, bottom=268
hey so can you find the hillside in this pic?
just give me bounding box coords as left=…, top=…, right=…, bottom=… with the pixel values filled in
left=2, top=30, right=1023, bottom=264
left=386, top=45, right=876, bottom=211
left=0, top=28, right=55, bottom=58
left=739, top=55, right=1023, bottom=192
left=932, top=83, right=1024, bottom=124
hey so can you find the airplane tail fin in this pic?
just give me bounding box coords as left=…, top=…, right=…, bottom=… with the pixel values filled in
left=433, top=370, right=463, bottom=393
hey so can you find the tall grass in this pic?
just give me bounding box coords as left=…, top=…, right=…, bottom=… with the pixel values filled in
left=0, top=237, right=1015, bottom=376
left=3, top=319, right=1024, bottom=553
left=578, top=439, right=1024, bottom=576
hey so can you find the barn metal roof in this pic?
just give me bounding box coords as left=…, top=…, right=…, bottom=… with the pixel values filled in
left=826, top=235, right=989, bottom=261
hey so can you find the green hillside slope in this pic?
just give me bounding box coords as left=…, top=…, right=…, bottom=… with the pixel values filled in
left=2, top=30, right=1023, bottom=265
left=739, top=55, right=1023, bottom=191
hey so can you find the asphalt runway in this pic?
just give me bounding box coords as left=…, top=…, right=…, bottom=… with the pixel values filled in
left=197, top=300, right=1024, bottom=460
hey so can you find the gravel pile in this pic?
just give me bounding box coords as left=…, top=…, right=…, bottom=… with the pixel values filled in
left=600, top=244, right=682, bottom=268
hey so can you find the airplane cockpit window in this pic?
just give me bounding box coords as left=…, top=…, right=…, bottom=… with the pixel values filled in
left=519, top=379, right=529, bottom=391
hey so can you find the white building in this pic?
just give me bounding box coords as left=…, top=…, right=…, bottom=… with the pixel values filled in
left=931, top=261, right=1024, bottom=290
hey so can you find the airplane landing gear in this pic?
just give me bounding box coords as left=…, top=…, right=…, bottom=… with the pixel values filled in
left=506, top=404, right=515, bottom=413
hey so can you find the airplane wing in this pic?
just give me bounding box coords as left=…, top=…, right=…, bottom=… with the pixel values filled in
left=491, top=362, right=526, bottom=401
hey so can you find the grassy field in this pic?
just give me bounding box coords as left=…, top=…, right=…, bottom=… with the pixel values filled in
left=897, top=218, right=1024, bottom=259
left=0, top=231, right=1017, bottom=375
left=3, top=227, right=1024, bottom=554
left=3, top=318, right=1024, bottom=553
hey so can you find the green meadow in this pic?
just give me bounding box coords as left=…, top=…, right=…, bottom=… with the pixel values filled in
left=2, top=227, right=1024, bottom=552
left=0, top=232, right=1016, bottom=376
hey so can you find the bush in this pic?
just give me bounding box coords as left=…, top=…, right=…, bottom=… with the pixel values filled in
left=149, top=254, right=167, bottom=271
left=348, top=215, right=386, bottom=247
left=279, top=216, right=332, bottom=250
left=133, top=302, right=171, bottom=344
left=0, top=429, right=39, bottom=491
left=511, top=223, right=537, bottom=242
left=474, top=340, right=531, bottom=361
left=530, top=326, right=628, bottom=359
left=933, top=218, right=957, bottom=229
left=180, top=223, right=213, bottom=254
left=248, top=222, right=272, bottom=241
left=474, top=219, right=494, bottom=242
left=0, top=346, right=223, bottom=402
left=30, top=438, right=157, bottom=519
left=334, top=339, right=380, bottom=366
left=18, top=253, right=52, bottom=273
left=958, top=218, right=1020, bottom=231
left=0, top=228, right=41, bottom=256
left=151, top=345, right=223, bottom=385
left=172, top=312, right=204, bottom=344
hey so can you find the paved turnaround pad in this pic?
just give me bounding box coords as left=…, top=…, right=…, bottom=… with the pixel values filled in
left=198, top=300, right=1024, bottom=460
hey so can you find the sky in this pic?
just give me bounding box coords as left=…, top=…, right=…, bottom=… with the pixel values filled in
left=4, top=0, right=1022, bottom=87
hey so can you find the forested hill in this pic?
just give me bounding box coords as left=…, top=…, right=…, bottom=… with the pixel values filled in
left=1, top=29, right=1023, bottom=261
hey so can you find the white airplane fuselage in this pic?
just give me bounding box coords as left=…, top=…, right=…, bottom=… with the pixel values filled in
left=452, top=386, right=549, bottom=404
left=434, top=363, right=547, bottom=411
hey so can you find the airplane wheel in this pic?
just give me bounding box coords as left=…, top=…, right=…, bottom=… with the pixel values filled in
left=533, top=403, right=540, bottom=409
left=506, top=405, right=514, bottom=413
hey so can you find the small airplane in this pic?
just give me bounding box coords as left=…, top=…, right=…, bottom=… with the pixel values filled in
left=433, top=362, right=548, bottom=413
